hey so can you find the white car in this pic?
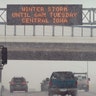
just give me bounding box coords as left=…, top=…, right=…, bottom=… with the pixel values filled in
left=74, top=73, right=90, bottom=92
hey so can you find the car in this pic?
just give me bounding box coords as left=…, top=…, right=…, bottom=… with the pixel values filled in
left=9, top=77, right=28, bottom=93
left=41, top=77, right=49, bottom=91
left=48, top=71, right=77, bottom=96
left=74, top=73, right=90, bottom=92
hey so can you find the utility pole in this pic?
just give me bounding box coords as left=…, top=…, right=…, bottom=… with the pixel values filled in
left=0, top=62, right=3, bottom=96
left=87, top=61, right=89, bottom=78
left=0, top=64, right=3, bottom=82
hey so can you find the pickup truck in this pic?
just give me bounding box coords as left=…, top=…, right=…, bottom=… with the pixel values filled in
left=48, top=71, right=77, bottom=96
left=74, top=72, right=90, bottom=92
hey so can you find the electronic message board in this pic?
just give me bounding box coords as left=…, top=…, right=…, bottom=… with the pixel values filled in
left=7, top=5, right=82, bottom=25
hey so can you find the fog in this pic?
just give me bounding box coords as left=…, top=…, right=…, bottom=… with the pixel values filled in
left=0, top=0, right=96, bottom=92
left=2, top=60, right=96, bottom=91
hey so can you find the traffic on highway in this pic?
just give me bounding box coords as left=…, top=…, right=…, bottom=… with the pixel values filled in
left=1, top=70, right=96, bottom=96
left=1, top=61, right=96, bottom=96
left=0, top=0, right=96, bottom=96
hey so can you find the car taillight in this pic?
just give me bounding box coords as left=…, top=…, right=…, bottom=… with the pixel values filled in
left=49, top=81, right=52, bottom=87
left=75, top=81, right=77, bottom=86
left=22, top=82, right=26, bottom=85
left=10, top=82, right=14, bottom=85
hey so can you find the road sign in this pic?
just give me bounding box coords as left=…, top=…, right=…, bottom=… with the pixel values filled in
left=7, top=4, right=82, bottom=25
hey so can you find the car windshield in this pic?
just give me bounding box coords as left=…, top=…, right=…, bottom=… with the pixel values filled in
left=52, top=72, right=74, bottom=80
left=13, top=78, right=25, bottom=82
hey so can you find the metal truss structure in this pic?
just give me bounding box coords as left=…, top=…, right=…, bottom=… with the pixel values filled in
left=0, top=8, right=96, bottom=37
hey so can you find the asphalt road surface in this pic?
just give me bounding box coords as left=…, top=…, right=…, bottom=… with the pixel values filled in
left=2, top=89, right=96, bottom=96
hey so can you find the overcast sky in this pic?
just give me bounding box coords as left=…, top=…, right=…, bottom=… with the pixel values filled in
left=1, top=0, right=96, bottom=91
left=0, top=0, right=96, bottom=8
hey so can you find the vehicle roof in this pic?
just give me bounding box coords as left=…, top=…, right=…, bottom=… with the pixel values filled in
left=11, top=77, right=26, bottom=80
left=52, top=71, right=73, bottom=74
left=12, top=77, right=25, bottom=78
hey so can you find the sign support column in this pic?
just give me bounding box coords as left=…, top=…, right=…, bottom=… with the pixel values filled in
left=0, top=64, right=3, bottom=83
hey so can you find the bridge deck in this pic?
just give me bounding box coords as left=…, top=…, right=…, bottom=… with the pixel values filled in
left=1, top=42, right=96, bottom=61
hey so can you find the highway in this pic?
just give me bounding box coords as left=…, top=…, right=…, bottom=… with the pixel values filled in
left=2, top=89, right=96, bottom=96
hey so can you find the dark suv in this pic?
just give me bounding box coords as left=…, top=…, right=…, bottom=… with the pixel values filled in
left=9, top=77, right=28, bottom=93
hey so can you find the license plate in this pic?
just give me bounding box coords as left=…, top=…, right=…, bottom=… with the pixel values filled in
left=59, top=89, right=66, bottom=91
left=16, top=85, right=20, bottom=87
